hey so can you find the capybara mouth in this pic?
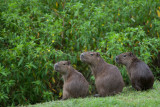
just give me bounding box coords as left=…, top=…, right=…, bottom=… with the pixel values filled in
left=115, top=59, right=122, bottom=64
left=115, top=56, right=120, bottom=63
left=54, top=67, right=59, bottom=71
left=115, top=59, right=119, bottom=63
left=80, top=54, right=85, bottom=62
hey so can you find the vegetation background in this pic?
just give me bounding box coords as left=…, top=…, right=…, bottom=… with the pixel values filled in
left=0, top=0, right=160, bottom=106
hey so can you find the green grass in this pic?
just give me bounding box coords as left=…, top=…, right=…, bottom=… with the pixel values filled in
left=27, top=81, right=160, bottom=107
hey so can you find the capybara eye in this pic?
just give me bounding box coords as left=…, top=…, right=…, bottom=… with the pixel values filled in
left=90, top=53, right=94, bottom=56
left=123, top=55, right=126, bottom=57
left=63, top=64, right=66, bottom=65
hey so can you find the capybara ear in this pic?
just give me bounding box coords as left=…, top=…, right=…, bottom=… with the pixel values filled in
left=129, top=52, right=133, bottom=56
left=67, top=61, right=71, bottom=65
left=96, top=52, right=100, bottom=57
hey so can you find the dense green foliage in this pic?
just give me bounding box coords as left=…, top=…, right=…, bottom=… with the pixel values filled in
left=28, top=81, right=160, bottom=107
left=0, top=0, right=160, bottom=106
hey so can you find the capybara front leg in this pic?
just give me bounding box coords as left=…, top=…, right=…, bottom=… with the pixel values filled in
left=62, top=90, right=70, bottom=100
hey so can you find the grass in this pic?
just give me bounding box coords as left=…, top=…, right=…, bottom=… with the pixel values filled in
left=27, top=81, right=160, bottom=107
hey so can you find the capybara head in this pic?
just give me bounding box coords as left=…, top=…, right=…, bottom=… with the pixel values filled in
left=54, top=61, right=71, bottom=74
left=116, top=52, right=135, bottom=65
left=80, top=52, right=100, bottom=65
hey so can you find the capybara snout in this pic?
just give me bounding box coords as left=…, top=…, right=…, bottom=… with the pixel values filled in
left=115, top=56, right=118, bottom=62
left=54, top=61, right=71, bottom=73
left=80, top=53, right=85, bottom=61
left=54, top=63, right=59, bottom=71
left=80, top=52, right=100, bottom=64
left=116, top=52, right=134, bottom=65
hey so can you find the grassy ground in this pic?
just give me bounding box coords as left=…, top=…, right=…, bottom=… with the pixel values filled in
left=27, top=81, right=160, bottom=107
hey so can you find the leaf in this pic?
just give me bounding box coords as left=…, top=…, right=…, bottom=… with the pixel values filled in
left=56, top=2, right=58, bottom=8
left=0, top=37, right=4, bottom=40
left=51, top=88, right=56, bottom=92
left=32, top=80, right=41, bottom=85
left=131, top=18, right=135, bottom=22
left=0, top=72, right=8, bottom=77
left=157, top=10, right=160, bottom=17
left=52, top=77, right=56, bottom=83
left=59, top=92, right=62, bottom=97
left=18, top=57, right=24, bottom=66
left=30, top=63, right=37, bottom=69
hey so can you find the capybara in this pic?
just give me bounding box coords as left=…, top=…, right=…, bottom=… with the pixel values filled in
left=54, top=61, right=89, bottom=100
left=116, top=52, right=154, bottom=91
left=80, top=52, right=124, bottom=97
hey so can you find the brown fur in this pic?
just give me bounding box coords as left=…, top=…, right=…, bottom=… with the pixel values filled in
left=116, top=52, right=154, bottom=91
left=54, top=61, right=89, bottom=100
left=80, top=52, right=124, bottom=97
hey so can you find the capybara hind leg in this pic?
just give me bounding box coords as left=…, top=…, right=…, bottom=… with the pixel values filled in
left=99, top=89, right=108, bottom=97
left=133, top=83, right=142, bottom=91
left=135, top=85, right=142, bottom=91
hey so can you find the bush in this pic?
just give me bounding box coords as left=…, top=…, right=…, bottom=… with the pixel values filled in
left=0, top=0, right=160, bottom=106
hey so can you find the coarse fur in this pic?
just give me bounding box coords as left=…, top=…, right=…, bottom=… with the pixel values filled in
left=54, top=61, right=89, bottom=100
left=80, top=52, right=125, bottom=97
left=116, top=52, right=154, bottom=91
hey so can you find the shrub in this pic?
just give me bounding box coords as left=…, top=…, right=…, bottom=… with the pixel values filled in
left=0, top=0, right=160, bottom=106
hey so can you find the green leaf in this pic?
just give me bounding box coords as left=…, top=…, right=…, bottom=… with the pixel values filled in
left=18, top=57, right=24, bottom=66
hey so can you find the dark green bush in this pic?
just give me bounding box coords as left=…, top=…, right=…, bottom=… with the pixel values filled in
left=0, top=0, right=160, bottom=106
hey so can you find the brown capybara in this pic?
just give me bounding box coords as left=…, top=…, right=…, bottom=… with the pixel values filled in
left=80, top=52, right=124, bottom=97
left=54, top=61, right=89, bottom=100
left=116, top=52, right=154, bottom=91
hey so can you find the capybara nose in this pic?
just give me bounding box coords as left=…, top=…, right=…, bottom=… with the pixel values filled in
left=81, top=54, right=84, bottom=57
left=54, top=63, right=59, bottom=71
left=80, top=53, right=84, bottom=58
left=116, top=56, right=118, bottom=61
left=80, top=53, right=84, bottom=61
